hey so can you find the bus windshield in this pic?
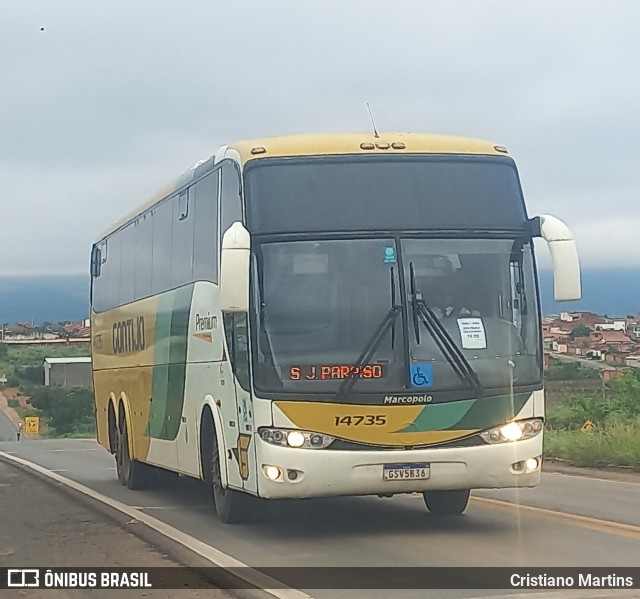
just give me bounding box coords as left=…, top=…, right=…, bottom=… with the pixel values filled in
left=251, top=237, right=542, bottom=399
left=245, top=154, right=527, bottom=234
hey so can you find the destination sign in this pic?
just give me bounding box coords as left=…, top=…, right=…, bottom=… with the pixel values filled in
left=289, top=365, right=384, bottom=380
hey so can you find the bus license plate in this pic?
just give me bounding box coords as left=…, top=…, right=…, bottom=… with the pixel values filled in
left=383, top=463, right=430, bottom=481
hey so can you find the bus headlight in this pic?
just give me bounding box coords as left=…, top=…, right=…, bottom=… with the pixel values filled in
left=480, top=418, right=543, bottom=444
left=286, top=431, right=305, bottom=448
left=259, top=428, right=334, bottom=449
left=264, top=465, right=283, bottom=481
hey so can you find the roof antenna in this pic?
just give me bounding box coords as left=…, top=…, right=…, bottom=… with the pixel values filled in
left=366, top=102, right=380, bottom=138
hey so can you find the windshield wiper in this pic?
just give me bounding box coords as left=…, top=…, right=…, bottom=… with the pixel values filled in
left=409, top=263, right=482, bottom=394
left=338, top=267, right=401, bottom=398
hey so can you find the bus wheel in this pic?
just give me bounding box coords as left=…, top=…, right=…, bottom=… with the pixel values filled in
left=202, top=417, right=251, bottom=524
left=423, top=489, right=470, bottom=515
left=115, top=422, right=127, bottom=485
left=118, top=419, right=152, bottom=490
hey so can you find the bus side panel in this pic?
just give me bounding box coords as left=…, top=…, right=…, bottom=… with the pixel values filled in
left=91, top=290, right=193, bottom=472
left=92, top=371, right=110, bottom=452
left=93, top=365, right=159, bottom=464
left=176, top=281, right=248, bottom=488
left=172, top=281, right=223, bottom=477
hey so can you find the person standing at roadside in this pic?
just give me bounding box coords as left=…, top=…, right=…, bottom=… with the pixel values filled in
left=16, top=421, right=23, bottom=441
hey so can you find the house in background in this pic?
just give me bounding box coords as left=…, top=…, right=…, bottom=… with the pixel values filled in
left=594, top=321, right=627, bottom=332
left=43, top=357, right=92, bottom=389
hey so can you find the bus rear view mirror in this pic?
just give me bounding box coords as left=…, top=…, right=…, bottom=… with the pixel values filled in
left=90, top=244, right=101, bottom=278
left=220, top=221, right=250, bottom=312
left=529, top=215, right=581, bottom=301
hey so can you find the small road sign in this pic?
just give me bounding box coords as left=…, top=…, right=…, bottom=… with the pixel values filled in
left=580, top=419, right=595, bottom=433
left=24, top=416, right=40, bottom=435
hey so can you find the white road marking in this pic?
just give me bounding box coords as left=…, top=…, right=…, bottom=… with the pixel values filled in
left=50, top=448, right=98, bottom=452
left=131, top=506, right=179, bottom=510
left=0, top=450, right=314, bottom=599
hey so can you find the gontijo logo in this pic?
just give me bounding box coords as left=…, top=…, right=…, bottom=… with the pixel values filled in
left=112, top=316, right=145, bottom=355
left=384, top=394, right=433, bottom=404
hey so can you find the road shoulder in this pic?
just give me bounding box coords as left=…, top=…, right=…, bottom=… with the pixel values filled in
left=0, top=455, right=239, bottom=599
left=544, top=459, right=640, bottom=484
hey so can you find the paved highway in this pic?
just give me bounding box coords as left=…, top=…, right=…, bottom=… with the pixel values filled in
left=1, top=438, right=639, bottom=599
left=0, top=405, right=18, bottom=442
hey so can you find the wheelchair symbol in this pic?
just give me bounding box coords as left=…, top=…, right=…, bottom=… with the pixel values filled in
left=410, top=363, right=433, bottom=388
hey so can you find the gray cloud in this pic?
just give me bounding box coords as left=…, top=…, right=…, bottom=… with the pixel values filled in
left=1, top=0, right=638, bottom=274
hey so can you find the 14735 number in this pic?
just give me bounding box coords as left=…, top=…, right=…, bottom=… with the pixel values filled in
left=334, top=415, right=387, bottom=426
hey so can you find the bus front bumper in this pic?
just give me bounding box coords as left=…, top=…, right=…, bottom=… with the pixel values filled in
left=255, top=435, right=543, bottom=499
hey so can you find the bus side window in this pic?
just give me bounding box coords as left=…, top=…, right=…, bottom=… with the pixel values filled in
left=171, top=189, right=195, bottom=287
left=221, top=162, right=243, bottom=239
left=223, top=313, right=251, bottom=391
left=104, top=233, right=122, bottom=311
left=120, top=223, right=136, bottom=305
left=134, top=212, right=153, bottom=300
left=151, top=200, right=173, bottom=294
left=193, top=170, right=219, bottom=283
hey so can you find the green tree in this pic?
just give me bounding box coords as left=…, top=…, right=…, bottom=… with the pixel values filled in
left=0, top=343, right=7, bottom=359
left=546, top=372, right=640, bottom=431
left=546, top=359, right=599, bottom=380
left=28, top=386, right=95, bottom=435
left=570, top=323, right=591, bottom=339
left=607, top=372, right=640, bottom=420
left=16, top=365, right=44, bottom=385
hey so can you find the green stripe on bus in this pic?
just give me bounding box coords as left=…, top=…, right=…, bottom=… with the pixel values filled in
left=454, top=392, right=531, bottom=430
left=164, top=285, right=191, bottom=439
left=146, top=285, right=192, bottom=440
left=397, top=392, right=531, bottom=433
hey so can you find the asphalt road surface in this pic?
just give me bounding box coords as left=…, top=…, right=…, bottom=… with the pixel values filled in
left=0, top=455, right=232, bottom=599
left=0, top=404, right=19, bottom=442
left=1, top=438, right=639, bottom=599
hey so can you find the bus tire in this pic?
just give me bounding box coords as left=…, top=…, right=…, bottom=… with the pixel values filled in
left=117, top=418, right=153, bottom=491
left=423, top=489, right=470, bottom=515
left=201, top=415, right=252, bottom=524
left=115, top=421, right=127, bottom=486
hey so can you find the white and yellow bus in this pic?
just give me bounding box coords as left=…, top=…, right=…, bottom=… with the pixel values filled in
left=90, top=133, right=581, bottom=522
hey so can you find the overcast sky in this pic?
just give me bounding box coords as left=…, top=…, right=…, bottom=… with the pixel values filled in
left=1, top=1, right=638, bottom=275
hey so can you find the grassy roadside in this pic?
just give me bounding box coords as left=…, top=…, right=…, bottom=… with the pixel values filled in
left=1, top=342, right=95, bottom=438
left=7, top=397, right=40, bottom=419
left=543, top=372, right=640, bottom=472
left=2, top=383, right=96, bottom=439
left=21, top=385, right=96, bottom=438
left=544, top=421, right=640, bottom=472
left=0, top=342, right=90, bottom=386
